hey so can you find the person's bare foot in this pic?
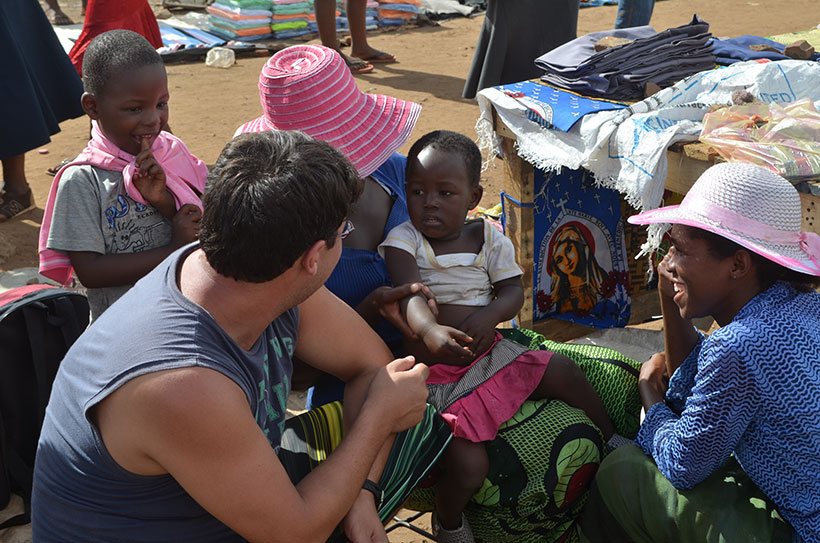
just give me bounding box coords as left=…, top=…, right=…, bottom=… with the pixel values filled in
left=44, top=6, right=74, bottom=25
left=340, top=52, right=374, bottom=75
left=351, top=46, right=396, bottom=64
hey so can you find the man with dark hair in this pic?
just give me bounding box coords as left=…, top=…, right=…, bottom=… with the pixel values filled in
left=32, top=131, right=446, bottom=543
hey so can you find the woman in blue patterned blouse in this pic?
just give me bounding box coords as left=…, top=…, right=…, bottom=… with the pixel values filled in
left=579, top=162, right=820, bottom=543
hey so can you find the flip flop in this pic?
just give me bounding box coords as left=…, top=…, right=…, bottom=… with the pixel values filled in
left=342, top=54, right=374, bottom=75
left=0, top=189, right=35, bottom=223
left=47, top=158, right=72, bottom=177
left=355, top=50, right=397, bottom=64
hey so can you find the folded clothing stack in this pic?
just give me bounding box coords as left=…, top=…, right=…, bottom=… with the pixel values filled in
left=536, top=15, right=715, bottom=100
left=207, top=0, right=273, bottom=40
left=377, top=0, right=419, bottom=26
left=365, top=0, right=378, bottom=30
left=272, top=0, right=312, bottom=38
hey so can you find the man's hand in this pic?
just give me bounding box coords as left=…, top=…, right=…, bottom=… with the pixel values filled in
left=364, top=283, right=438, bottom=339
left=365, top=357, right=430, bottom=433
left=458, top=309, right=498, bottom=357
left=134, top=136, right=169, bottom=206
left=342, top=491, right=388, bottom=543
left=638, top=352, right=668, bottom=410
left=421, top=324, right=473, bottom=361
left=171, top=204, right=202, bottom=247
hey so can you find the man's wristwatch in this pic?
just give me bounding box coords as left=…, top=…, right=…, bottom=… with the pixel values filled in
left=361, top=479, right=384, bottom=509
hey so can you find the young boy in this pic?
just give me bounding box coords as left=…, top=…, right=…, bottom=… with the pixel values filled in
left=39, top=30, right=206, bottom=320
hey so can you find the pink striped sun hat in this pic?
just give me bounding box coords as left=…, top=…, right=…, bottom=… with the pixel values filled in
left=629, top=162, right=820, bottom=276
left=235, top=44, right=421, bottom=178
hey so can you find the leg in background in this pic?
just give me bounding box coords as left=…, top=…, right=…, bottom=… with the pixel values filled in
left=531, top=353, right=615, bottom=440
left=435, top=437, right=488, bottom=530
left=614, top=0, right=654, bottom=29
left=347, top=0, right=395, bottom=63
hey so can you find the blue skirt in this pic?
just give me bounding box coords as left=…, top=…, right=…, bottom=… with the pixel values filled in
left=0, top=0, right=84, bottom=159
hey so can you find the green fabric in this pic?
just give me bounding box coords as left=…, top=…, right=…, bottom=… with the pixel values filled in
left=578, top=445, right=795, bottom=543
left=271, top=20, right=308, bottom=30
left=278, top=402, right=451, bottom=527
left=405, top=328, right=643, bottom=543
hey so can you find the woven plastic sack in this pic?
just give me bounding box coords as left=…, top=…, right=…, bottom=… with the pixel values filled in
left=700, top=99, right=820, bottom=181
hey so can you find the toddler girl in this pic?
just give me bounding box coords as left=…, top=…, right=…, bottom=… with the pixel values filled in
left=39, top=30, right=206, bottom=321
left=380, top=130, right=618, bottom=542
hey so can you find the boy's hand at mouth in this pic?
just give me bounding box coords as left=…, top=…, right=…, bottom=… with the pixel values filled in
left=134, top=136, right=170, bottom=207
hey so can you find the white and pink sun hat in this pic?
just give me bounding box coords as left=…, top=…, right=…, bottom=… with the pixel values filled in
left=628, top=162, right=820, bottom=276
left=234, top=44, right=421, bottom=178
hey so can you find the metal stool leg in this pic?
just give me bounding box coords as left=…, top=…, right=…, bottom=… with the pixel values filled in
left=385, top=511, right=436, bottom=540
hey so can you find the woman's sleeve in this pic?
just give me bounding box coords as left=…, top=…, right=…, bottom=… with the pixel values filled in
left=635, top=332, right=759, bottom=489
left=664, top=332, right=704, bottom=413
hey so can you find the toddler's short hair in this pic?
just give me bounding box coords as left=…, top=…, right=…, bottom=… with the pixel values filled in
left=82, top=30, right=163, bottom=96
left=406, top=130, right=482, bottom=187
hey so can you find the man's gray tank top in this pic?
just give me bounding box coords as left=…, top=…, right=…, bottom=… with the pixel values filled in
left=32, top=245, right=297, bottom=542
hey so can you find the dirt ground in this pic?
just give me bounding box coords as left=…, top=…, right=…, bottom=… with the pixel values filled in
left=1, top=1, right=817, bottom=540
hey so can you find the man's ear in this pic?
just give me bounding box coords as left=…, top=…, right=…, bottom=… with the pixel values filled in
left=81, top=92, right=100, bottom=120
left=298, top=240, right=326, bottom=276
left=469, top=184, right=484, bottom=210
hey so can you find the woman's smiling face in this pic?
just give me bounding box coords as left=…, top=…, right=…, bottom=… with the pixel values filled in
left=666, top=225, right=738, bottom=322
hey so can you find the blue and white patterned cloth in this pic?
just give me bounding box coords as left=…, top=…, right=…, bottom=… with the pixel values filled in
left=636, top=282, right=820, bottom=541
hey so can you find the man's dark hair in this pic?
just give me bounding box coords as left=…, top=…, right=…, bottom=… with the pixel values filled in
left=82, top=30, right=163, bottom=96
left=681, top=225, right=820, bottom=291
left=406, top=130, right=482, bottom=187
left=200, top=131, right=361, bottom=282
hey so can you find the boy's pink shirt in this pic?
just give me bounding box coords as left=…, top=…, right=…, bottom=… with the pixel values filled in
left=38, top=122, right=208, bottom=286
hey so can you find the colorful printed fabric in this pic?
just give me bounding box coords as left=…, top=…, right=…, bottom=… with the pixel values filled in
left=524, top=167, right=631, bottom=329
left=406, top=327, right=642, bottom=543
left=278, top=401, right=452, bottom=531
left=494, top=80, right=626, bottom=133
left=579, top=446, right=797, bottom=543
left=636, top=282, right=820, bottom=541
left=579, top=0, right=617, bottom=6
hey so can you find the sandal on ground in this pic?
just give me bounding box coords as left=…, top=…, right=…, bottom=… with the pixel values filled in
left=47, top=158, right=72, bottom=177
left=44, top=7, right=75, bottom=25
left=341, top=53, right=374, bottom=75
left=0, top=189, right=35, bottom=223
left=354, top=49, right=396, bottom=64
left=432, top=513, right=475, bottom=543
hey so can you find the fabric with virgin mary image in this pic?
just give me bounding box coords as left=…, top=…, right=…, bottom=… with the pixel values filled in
left=528, top=167, right=630, bottom=328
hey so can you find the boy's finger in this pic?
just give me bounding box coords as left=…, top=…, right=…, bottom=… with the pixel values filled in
left=140, top=136, right=151, bottom=152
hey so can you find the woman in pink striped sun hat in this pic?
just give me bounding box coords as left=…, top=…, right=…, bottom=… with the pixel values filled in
left=235, top=44, right=419, bottom=178
left=237, top=44, right=435, bottom=412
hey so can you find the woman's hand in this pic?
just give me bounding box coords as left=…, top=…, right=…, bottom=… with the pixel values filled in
left=638, top=352, right=668, bottom=410
left=656, top=250, right=676, bottom=300
left=360, top=283, right=438, bottom=338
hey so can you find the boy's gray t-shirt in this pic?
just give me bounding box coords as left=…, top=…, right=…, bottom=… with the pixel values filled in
left=46, top=164, right=172, bottom=319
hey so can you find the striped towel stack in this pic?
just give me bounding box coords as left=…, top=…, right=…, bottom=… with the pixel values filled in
left=272, top=0, right=313, bottom=38
left=365, top=0, right=378, bottom=30
left=377, top=0, right=419, bottom=26
left=335, top=0, right=348, bottom=32
left=207, top=0, right=273, bottom=40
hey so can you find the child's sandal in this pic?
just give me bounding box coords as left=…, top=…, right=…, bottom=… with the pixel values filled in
left=432, top=513, right=475, bottom=543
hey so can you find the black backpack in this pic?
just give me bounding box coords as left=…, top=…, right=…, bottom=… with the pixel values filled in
left=0, top=285, right=88, bottom=528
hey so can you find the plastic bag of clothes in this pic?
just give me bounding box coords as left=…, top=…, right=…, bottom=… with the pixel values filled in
left=700, top=99, right=820, bottom=181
